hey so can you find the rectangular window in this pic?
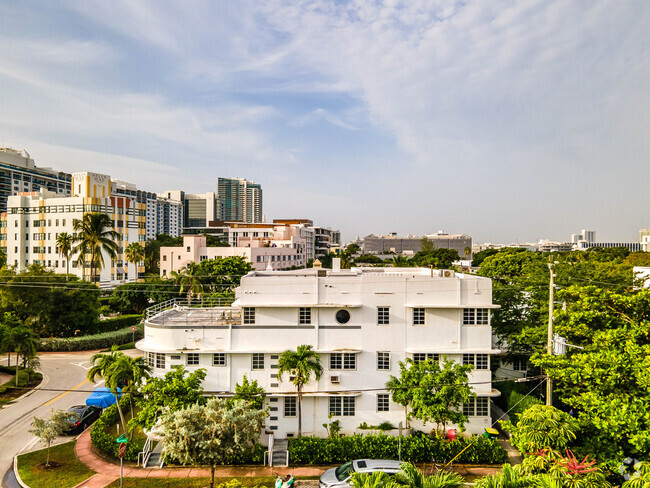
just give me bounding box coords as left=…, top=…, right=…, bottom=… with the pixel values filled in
left=243, top=307, right=256, bottom=325
left=413, top=308, right=425, bottom=325
left=464, top=397, right=489, bottom=416
left=252, top=353, right=265, bottom=370
left=187, top=353, right=199, bottom=366
left=155, top=353, right=165, bottom=369
left=329, top=396, right=356, bottom=416
left=377, top=352, right=390, bottom=370
left=377, top=394, right=390, bottom=412
left=463, top=308, right=475, bottom=325
left=463, top=354, right=489, bottom=370
left=284, top=397, right=297, bottom=417
left=464, top=308, right=489, bottom=325
left=463, top=397, right=475, bottom=417
left=377, top=307, right=390, bottom=325
left=512, top=357, right=527, bottom=371
left=330, top=352, right=356, bottom=370
left=213, top=353, right=226, bottom=366
left=413, top=353, right=439, bottom=364
left=299, top=307, right=311, bottom=325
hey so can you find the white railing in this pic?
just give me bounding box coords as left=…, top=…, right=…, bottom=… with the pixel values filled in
left=145, top=297, right=235, bottom=320
left=137, top=436, right=153, bottom=467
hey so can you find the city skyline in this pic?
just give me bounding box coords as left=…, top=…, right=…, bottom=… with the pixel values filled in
left=0, top=1, right=648, bottom=243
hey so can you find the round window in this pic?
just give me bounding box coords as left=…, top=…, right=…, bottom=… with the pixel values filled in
left=335, top=309, right=350, bottom=324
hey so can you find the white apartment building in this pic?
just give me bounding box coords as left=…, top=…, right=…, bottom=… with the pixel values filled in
left=160, top=235, right=305, bottom=276
left=138, top=265, right=499, bottom=438
left=5, top=172, right=144, bottom=285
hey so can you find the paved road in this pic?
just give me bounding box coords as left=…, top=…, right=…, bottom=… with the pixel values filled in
left=0, top=350, right=129, bottom=487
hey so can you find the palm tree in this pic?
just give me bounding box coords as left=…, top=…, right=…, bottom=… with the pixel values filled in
left=88, top=346, right=129, bottom=435
left=391, top=256, right=413, bottom=267
left=106, top=354, right=152, bottom=437
left=474, top=464, right=534, bottom=488
left=3, top=326, right=39, bottom=385
left=73, top=213, right=119, bottom=283
left=395, top=462, right=463, bottom=488
left=172, top=262, right=205, bottom=301
left=56, top=232, right=74, bottom=281
left=350, top=471, right=393, bottom=488
left=277, top=344, right=323, bottom=436
left=124, top=242, right=145, bottom=281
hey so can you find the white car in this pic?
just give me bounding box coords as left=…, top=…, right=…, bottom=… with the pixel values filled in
left=319, top=459, right=403, bottom=488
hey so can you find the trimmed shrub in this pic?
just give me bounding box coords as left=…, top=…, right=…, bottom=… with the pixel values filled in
left=90, top=397, right=141, bottom=462
left=96, top=314, right=143, bottom=333
left=39, top=324, right=144, bottom=352
left=288, top=433, right=507, bottom=465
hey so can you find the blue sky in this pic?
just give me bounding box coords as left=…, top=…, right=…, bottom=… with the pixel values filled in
left=1, top=1, right=648, bottom=243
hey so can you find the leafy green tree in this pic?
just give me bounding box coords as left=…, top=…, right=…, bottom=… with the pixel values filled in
left=412, top=249, right=459, bottom=269
left=110, top=282, right=150, bottom=314
left=500, top=405, right=578, bottom=453
left=536, top=287, right=650, bottom=463
left=0, top=249, right=6, bottom=269
left=277, top=344, right=323, bottom=436
left=197, top=256, right=253, bottom=290
left=73, top=212, right=119, bottom=283
left=55, top=232, right=74, bottom=281
left=234, top=374, right=266, bottom=410
left=29, top=409, right=76, bottom=466
left=386, top=357, right=473, bottom=433
left=131, top=366, right=206, bottom=431
left=471, top=248, right=502, bottom=267
left=203, top=234, right=229, bottom=247
left=346, top=243, right=361, bottom=255
left=0, top=268, right=100, bottom=337
left=354, top=254, right=383, bottom=264
left=160, top=397, right=266, bottom=488
left=124, top=242, right=145, bottom=281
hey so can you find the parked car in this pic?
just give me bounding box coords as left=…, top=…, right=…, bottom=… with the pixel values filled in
left=319, top=459, right=403, bottom=488
left=64, top=405, right=102, bottom=435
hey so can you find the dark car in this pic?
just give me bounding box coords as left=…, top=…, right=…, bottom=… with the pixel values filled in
left=65, top=405, right=102, bottom=435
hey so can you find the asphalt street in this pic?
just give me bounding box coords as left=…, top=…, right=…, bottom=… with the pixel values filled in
left=0, top=351, right=109, bottom=487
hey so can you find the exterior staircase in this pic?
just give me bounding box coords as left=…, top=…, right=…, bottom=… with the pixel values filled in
left=143, top=439, right=165, bottom=468
left=271, top=439, right=289, bottom=467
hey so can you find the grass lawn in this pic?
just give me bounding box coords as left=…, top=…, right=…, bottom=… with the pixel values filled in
left=17, top=440, right=95, bottom=488
left=0, top=369, right=43, bottom=408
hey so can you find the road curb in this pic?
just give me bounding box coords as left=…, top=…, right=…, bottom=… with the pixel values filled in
left=13, top=455, right=30, bottom=488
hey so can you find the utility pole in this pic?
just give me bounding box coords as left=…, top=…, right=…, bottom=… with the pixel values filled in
left=546, top=262, right=555, bottom=406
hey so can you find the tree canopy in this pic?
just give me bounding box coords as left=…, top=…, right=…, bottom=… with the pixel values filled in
left=386, top=357, right=473, bottom=432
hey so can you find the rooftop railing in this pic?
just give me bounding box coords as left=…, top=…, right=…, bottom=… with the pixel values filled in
left=145, top=296, right=238, bottom=326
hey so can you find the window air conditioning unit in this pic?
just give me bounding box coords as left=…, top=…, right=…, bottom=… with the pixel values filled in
left=330, top=375, right=340, bottom=384
left=443, top=270, right=454, bottom=278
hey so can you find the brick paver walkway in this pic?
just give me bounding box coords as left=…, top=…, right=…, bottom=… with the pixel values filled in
left=73, top=429, right=327, bottom=488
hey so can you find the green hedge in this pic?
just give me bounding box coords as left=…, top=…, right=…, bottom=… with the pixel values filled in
left=0, top=369, right=42, bottom=393
left=90, top=397, right=141, bottom=462
left=39, top=324, right=144, bottom=352
left=97, top=314, right=143, bottom=333
left=288, top=433, right=507, bottom=465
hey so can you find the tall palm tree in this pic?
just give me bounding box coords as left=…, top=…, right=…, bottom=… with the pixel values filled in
left=277, top=344, right=323, bottom=436
left=106, top=354, right=152, bottom=437
left=73, top=213, right=119, bottom=283
left=391, top=255, right=413, bottom=267
left=88, top=346, right=129, bottom=435
left=55, top=232, right=74, bottom=281
left=172, top=262, right=205, bottom=301
left=124, top=242, right=145, bottom=281
left=4, top=326, right=39, bottom=385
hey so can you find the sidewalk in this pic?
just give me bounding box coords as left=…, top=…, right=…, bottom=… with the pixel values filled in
left=73, top=429, right=326, bottom=488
